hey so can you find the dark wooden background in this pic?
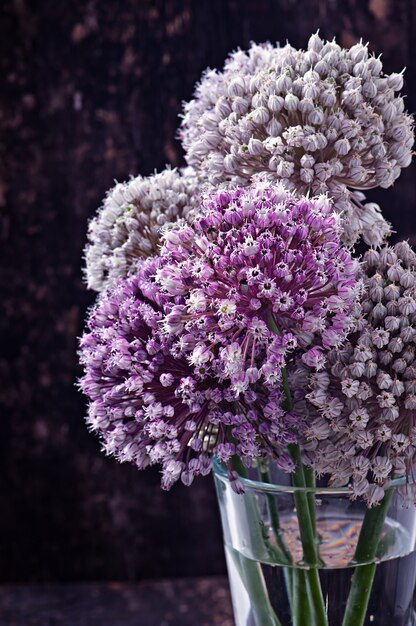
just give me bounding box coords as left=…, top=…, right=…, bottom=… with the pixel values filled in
left=1, top=0, right=416, bottom=584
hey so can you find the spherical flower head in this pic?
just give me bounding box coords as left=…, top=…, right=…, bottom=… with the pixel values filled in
left=300, top=241, right=416, bottom=506
left=79, top=257, right=299, bottom=490
left=84, top=167, right=199, bottom=292
left=180, top=34, right=414, bottom=246
left=155, top=182, right=360, bottom=394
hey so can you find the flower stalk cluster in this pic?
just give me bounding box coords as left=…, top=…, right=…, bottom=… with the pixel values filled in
left=80, top=32, right=414, bottom=506
left=78, top=31, right=415, bottom=626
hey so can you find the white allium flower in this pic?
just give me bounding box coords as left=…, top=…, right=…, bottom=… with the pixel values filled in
left=297, top=241, right=416, bottom=506
left=84, top=167, right=200, bottom=292
left=180, top=34, right=414, bottom=246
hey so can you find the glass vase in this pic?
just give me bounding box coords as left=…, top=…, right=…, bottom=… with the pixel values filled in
left=213, top=459, right=416, bottom=626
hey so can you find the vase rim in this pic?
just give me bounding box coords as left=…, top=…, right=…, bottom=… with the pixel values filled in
left=212, top=457, right=408, bottom=495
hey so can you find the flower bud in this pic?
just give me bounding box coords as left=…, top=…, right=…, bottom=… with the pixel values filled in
left=228, top=76, right=246, bottom=97
left=252, top=106, right=270, bottom=125
left=268, top=94, right=284, bottom=112
left=232, top=96, right=249, bottom=115
left=285, top=92, right=299, bottom=112
left=248, top=138, right=264, bottom=155
left=308, top=32, right=323, bottom=52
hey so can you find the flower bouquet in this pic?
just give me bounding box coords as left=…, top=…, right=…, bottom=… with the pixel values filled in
left=79, top=33, right=416, bottom=626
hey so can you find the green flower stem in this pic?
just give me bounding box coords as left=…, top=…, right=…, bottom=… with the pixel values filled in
left=282, top=365, right=328, bottom=625
left=292, top=569, right=315, bottom=626
left=341, top=564, right=377, bottom=626
left=280, top=364, right=319, bottom=561
left=304, top=465, right=317, bottom=530
left=353, top=487, right=394, bottom=563
left=289, top=444, right=321, bottom=564
left=257, top=470, right=318, bottom=626
left=281, top=364, right=318, bottom=554
left=289, top=444, right=328, bottom=626
left=282, top=376, right=328, bottom=625
left=266, top=312, right=328, bottom=626
left=281, top=366, right=320, bottom=567
left=231, top=454, right=249, bottom=479
left=341, top=488, right=394, bottom=626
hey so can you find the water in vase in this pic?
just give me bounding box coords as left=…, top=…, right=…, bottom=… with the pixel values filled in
left=224, top=513, right=416, bottom=626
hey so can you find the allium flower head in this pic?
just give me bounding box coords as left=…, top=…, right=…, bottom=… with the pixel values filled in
left=180, top=34, right=414, bottom=245
left=300, top=241, right=416, bottom=505
left=79, top=259, right=301, bottom=490
left=154, top=182, right=360, bottom=392
left=84, top=167, right=199, bottom=292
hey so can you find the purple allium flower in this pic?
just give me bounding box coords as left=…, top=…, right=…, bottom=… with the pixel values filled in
left=84, top=167, right=199, bottom=292
left=79, top=258, right=300, bottom=490
left=299, top=241, right=416, bottom=506
left=154, top=182, right=360, bottom=392
left=180, top=34, right=413, bottom=246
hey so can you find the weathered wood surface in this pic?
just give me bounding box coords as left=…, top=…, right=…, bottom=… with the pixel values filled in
left=0, top=578, right=234, bottom=625
left=1, top=0, right=415, bottom=583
